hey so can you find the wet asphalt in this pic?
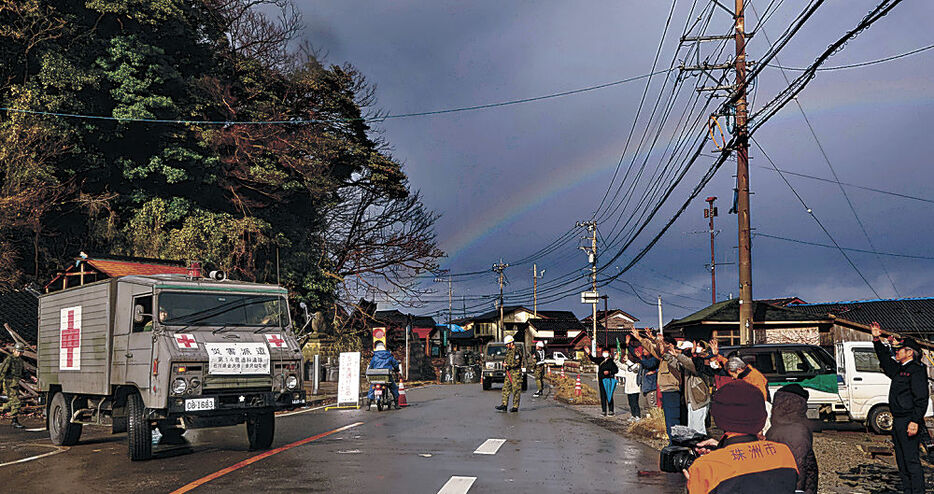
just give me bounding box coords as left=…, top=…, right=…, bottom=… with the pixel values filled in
left=0, top=384, right=682, bottom=493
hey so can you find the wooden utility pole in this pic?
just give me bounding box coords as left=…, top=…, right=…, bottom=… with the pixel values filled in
left=705, top=196, right=718, bottom=305
left=533, top=264, right=544, bottom=317
left=492, top=261, right=509, bottom=341
left=734, top=0, right=754, bottom=345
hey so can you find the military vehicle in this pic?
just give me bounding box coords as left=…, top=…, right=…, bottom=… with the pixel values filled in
left=38, top=272, right=306, bottom=460
left=480, top=341, right=528, bottom=391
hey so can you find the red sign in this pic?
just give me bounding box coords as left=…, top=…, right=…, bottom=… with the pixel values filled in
left=59, top=306, right=82, bottom=370
left=175, top=333, right=198, bottom=349
left=265, top=333, right=285, bottom=348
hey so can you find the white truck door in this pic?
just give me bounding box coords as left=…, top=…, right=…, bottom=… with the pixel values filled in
left=836, top=343, right=851, bottom=409
left=848, top=345, right=890, bottom=420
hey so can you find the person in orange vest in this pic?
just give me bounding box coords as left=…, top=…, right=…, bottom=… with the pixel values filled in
left=685, top=380, right=798, bottom=493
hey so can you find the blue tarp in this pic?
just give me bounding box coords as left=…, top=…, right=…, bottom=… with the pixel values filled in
left=440, top=323, right=466, bottom=332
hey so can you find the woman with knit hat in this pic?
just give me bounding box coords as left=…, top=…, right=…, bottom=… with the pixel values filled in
left=684, top=380, right=799, bottom=493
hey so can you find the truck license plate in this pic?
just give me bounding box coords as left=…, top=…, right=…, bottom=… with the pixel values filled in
left=185, top=398, right=215, bottom=411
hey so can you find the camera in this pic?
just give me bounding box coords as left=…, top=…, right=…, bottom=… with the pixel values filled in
left=659, top=425, right=711, bottom=473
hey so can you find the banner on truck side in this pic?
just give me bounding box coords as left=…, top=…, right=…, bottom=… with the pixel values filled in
left=59, top=306, right=82, bottom=370
left=336, top=352, right=361, bottom=406
left=205, top=342, right=270, bottom=375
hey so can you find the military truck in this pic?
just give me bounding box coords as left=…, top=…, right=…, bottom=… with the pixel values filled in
left=38, top=272, right=306, bottom=460
left=480, top=342, right=528, bottom=391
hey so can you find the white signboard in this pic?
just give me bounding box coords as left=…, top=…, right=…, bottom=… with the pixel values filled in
left=337, top=352, right=361, bottom=406
left=581, top=291, right=599, bottom=304
left=59, top=306, right=82, bottom=370
left=205, top=343, right=270, bottom=375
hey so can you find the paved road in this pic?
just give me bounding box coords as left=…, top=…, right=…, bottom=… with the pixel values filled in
left=0, top=384, right=682, bottom=493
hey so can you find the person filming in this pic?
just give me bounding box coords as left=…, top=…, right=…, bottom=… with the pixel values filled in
left=684, top=380, right=798, bottom=493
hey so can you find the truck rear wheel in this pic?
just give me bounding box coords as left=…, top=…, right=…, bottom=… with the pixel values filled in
left=868, top=405, right=893, bottom=435
left=48, top=392, right=82, bottom=446
left=127, top=393, right=152, bottom=461
left=521, top=376, right=528, bottom=391
left=482, top=378, right=491, bottom=390
left=247, top=411, right=275, bottom=450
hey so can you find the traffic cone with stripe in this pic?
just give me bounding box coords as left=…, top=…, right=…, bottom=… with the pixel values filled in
left=575, top=374, right=582, bottom=397
left=397, top=379, right=409, bottom=407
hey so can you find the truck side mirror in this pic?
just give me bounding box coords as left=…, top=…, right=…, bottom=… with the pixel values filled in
left=134, top=304, right=151, bottom=323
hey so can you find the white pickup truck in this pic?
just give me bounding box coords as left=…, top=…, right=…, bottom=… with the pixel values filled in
left=544, top=351, right=571, bottom=367
left=724, top=341, right=933, bottom=434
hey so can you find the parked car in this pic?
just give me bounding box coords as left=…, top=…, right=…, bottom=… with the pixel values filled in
left=481, top=342, right=527, bottom=391
left=544, top=351, right=572, bottom=366
left=721, top=342, right=933, bottom=434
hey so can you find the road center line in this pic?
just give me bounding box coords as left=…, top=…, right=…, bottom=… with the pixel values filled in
left=169, top=421, right=364, bottom=494
left=473, top=438, right=506, bottom=455
left=276, top=403, right=331, bottom=417
left=437, top=476, right=477, bottom=494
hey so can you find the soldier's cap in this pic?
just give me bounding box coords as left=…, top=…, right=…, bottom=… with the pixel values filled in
left=536, top=341, right=544, bottom=348
left=13, top=342, right=24, bottom=352
left=503, top=335, right=514, bottom=345
left=892, top=337, right=922, bottom=354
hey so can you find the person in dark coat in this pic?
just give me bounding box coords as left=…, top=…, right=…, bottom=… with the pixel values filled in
left=766, top=384, right=818, bottom=494
left=584, top=345, right=619, bottom=416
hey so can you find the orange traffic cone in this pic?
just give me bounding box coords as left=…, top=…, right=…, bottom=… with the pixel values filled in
left=561, top=366, right=565, bottom=378
left=397, top=379, right=409, bottom=407
left=575, top=374, right=582, bottom=397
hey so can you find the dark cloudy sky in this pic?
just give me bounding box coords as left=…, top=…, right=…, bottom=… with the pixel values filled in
left=295, top=1, right=934, bottom=325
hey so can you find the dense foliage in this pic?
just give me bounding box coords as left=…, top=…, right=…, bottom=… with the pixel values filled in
left=0, top=0, right=442, bottom=318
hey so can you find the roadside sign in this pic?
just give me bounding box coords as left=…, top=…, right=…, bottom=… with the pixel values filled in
left=581, top=291, right=599, bottom=304
left=336, top=352, right=361, bottom=407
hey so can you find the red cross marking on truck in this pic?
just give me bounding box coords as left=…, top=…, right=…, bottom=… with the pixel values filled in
left=176, top=334, right=197, bottom=348
left=266, top=334, right=285, bottom=347
left=61, top=309, right=80, bottom=367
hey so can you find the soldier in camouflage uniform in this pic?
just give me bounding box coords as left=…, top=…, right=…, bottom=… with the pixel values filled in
left=531, top=341, right=547, bottom=397
left=0, top=342, right=25, bottom=429
left=495, top=335, right=523, bottom=413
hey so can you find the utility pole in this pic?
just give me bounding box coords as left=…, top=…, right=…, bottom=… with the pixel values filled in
left=734, top=0, right=754, bottom=345
left=532, top=264, right=545, bottom=317
left=434, top=273, right=454, bottom=353
left=492, top=261, right=509, bottom=341
left=576, top=220, right=598, bottom=355
left=705, top=196, right=719, bottom=305
left=680, top=1, right=754, bottom=343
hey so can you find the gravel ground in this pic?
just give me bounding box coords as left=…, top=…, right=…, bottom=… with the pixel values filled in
left=554, top=389, right=934, bottom=493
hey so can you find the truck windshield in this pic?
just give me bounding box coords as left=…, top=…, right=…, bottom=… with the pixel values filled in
left=158, top=292, right=290, bottom=328
left=487, top=346, right=507, bottom=357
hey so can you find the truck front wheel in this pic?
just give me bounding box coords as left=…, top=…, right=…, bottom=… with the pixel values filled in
left=868, top=405, right=893, bottom=435
left=482, top=378, right=491, bottom=390
left=48, top=392, right=82, bottom=446
left=127, top=393, right=152, bottom=461
left=247, top=411, right=275, bottom=450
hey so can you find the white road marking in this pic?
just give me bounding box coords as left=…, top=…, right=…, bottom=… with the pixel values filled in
left=473, top=438, right=506, bottom=455
left=276, top=403, right=330, bottom=417
left=0, top=445, right=67, bottom=468
left=437, top=476, right=476, bottom=494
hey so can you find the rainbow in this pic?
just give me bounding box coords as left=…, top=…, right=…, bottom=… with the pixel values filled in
left=439, top=74, right=933, bottom=266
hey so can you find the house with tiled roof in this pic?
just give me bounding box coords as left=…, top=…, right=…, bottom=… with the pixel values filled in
left=664, top=298, right=834, bottom=347
left=761, top=297, right=808, bottom=307
left=789, top=297, right=934, bottom=342
left=582, top=309, right=639, bottom=330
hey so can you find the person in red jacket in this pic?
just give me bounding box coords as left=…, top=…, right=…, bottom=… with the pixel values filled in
left=685, top=380, right=798, bottom=493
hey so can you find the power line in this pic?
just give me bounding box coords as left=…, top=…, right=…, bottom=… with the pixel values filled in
left=752, top=137, right=881, bottom=298
left=768, top=41, right=934, bottom=71
left=755, top=166, right=934, bottom=204
left=755, top=232, right=934, bottom=260
left=0, top=69, right=675, bottom=126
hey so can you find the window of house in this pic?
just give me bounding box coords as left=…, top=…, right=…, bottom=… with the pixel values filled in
left=713, top=328, right=740, bottom=346
left=853, top=348, right=883, bottom=373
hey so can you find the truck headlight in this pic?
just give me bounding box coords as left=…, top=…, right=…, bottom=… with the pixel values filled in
left=172, top=377, right=188, bottom=395
left=286, top=375, right=298, bottom=390
left=273, top=374, right=285, bottom=390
